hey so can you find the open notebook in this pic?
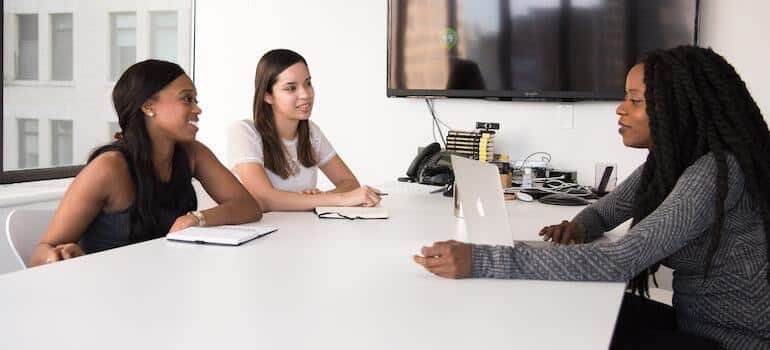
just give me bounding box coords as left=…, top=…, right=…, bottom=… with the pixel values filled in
left=166, top=225, right=277, bottom=246
left=314, top=206, right=389, bottom=220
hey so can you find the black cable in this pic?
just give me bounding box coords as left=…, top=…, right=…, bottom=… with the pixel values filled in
left=425, top=98, right=447, bottom=148
left=430, top=102, right=445, bottom=146
left=430, top=113, right=437, bottom=144
left=427, top=99, right=451, bottom=131
left=433, top=100, right=448, bottom=148
left=426, top=99, right=437, bottom=144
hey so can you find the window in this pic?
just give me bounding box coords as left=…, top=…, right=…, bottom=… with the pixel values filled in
left=51, top=13, right=73, bottom=81
left=111, top=13, right=136, bottom=81
left=2, top=1, right=192, bottom=184
left=16, top=14, right=38, bottom=80
left=51, top=120, right=73, bottom=166
left=151, top=12, right=178, bottom=63
left=17, top=119, right=39, bottom=169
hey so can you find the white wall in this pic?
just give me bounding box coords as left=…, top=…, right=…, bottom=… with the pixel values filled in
left=699, top=0, right=770, bottom=118
left=193, top=0, right=649, bottom=189
left=194, top=1, right=770, bottom=190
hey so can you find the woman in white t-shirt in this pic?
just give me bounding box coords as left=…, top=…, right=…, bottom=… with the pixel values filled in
left=227, top=49, right=381, bottom=211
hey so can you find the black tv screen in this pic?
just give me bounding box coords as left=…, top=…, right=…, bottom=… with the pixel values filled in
left=387, top=0, right=699, bottom=101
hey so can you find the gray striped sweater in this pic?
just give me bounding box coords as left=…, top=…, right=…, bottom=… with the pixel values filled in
left=471, top=154, right=770, bottom=349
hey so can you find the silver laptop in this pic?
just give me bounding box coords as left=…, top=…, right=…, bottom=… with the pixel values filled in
left=451, top=155, right=513, bottom=244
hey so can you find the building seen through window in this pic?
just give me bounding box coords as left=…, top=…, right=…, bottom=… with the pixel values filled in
left=151, top=11, right=178, bottom=63
left=51, top=13, right=73, bottom=81
left=16, top=14, right=38, bottom=80
left=16, top=118, right=39, bottom=169
left=2, top=1, right=192, bottom=180
left=50, top=120, right=73, bottom=166
left=111, top=13, right=137, bottom=81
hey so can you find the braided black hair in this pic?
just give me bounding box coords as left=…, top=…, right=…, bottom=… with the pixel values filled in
left=628, top=46, right=770, bottom=296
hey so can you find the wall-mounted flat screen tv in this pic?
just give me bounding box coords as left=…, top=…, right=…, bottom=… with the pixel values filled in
left=387, top=0, right=699, bottom=101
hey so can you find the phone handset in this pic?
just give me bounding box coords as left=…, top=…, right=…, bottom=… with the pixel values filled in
left=399, top=142, right=442, bottom=182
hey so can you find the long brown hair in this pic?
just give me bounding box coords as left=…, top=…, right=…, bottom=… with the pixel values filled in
left=252, top=49, right=317, bottom=179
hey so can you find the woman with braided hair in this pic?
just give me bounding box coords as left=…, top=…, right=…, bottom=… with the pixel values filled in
left=413, top=46, right=770, bottom=349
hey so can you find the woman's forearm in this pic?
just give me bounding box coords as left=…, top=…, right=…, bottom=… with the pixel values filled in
left=327, top=178, right=360, bottom=193
left=202, top=195, right=262, bottom=226
left=259, top=190, right=346, bottom=212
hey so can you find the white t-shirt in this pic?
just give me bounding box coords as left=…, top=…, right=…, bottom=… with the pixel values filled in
left=226, top=119, right=337, bottom=192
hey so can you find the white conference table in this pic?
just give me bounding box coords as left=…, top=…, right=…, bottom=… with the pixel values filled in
left=0, top=183, right=626, bottom=350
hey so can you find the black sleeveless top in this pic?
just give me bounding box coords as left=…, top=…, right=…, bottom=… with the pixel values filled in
left=80, top=146, right=197, bottom=254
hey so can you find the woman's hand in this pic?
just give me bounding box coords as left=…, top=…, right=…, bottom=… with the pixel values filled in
left=169, top=213, right=200, bottom=233
left=413, top=240, right=472, bottom=279
left=338, top=186, right=382, bottom=207
left=539, top=220, right=586, bottom=244
left=300, top=188, right=323, bottom=195
left=43, top=243, right=85, bottom=264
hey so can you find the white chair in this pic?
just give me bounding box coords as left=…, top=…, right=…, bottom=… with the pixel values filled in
left=5, top=209, right=56, bottom=269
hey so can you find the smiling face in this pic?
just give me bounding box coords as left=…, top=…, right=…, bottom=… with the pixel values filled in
left=615, top=64, right=653, bottom=149
left=264, top=62, right=314, bottom=122
left=143, top=74, right=201, bottom=143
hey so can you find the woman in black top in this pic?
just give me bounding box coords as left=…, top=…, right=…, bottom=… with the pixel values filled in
left=31, top=60, right=262, bottom=265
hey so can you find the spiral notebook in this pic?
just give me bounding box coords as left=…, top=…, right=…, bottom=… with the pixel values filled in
left=166, top=225, right=277, bottom=246
left=314, top=206, right=389, bottom=220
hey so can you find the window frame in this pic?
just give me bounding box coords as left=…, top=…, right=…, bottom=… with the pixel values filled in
left=1, top=1, right=197, bottom=184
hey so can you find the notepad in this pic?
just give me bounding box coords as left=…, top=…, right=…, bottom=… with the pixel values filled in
left=166, top=225, right=277, bottom=246
left=314, top=206, right=389, bottom=220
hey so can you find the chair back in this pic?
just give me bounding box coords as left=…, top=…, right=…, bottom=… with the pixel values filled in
left=5, top=209, right=55, bottom=268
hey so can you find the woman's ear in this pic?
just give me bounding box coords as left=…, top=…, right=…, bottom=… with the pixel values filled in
left=141, top=102, right=155, bottom=117
left=264, top=93, right=273, bottom=105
